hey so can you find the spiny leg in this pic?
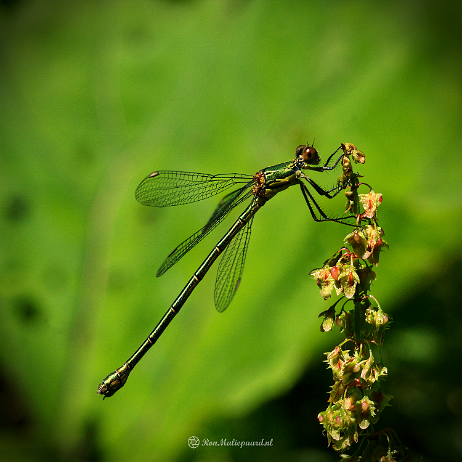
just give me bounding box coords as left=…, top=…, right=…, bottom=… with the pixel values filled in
left=297, top=171, right=359, bottom=200
left=308, top=146, right=344, bottom=173
left=299, top=182, right=357, bottom=226
left=321, top=146, right=343, bottom=169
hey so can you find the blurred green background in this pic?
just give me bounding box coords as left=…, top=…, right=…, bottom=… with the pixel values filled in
left=1, top=0, right=461, bottom=461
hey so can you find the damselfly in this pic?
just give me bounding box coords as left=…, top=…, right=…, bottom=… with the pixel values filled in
left=98, top=143, right=360, bottom=398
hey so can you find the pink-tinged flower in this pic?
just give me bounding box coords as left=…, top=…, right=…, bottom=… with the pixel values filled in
left=359, top=190, right=382, bottom=219
left=352, top=149, right=365, bottom=164
left=339, top=264, right=360, bottom=299
left=356, top=397, right=376, bottom=430
left=331, top=264, right=345, bottom=296
left=310, top=265, right=335, bottom=299
left=341, top=143, right=365, bottom=164
left=331, top=265, right=340, bottom=280
left=363, top=225, right=388, bottom=266
left=344, top=229, right=368, bottom=258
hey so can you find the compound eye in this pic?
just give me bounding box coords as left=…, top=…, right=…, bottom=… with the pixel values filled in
left=302, top=146, right=318, bottom=162
left=295, top=145, right=305, bottom=157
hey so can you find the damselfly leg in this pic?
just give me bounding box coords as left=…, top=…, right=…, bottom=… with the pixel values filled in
left=97, top=142, right=364, bottom=398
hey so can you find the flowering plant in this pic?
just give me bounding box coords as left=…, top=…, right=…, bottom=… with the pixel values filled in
left=311, top=144, right=415, bottom=461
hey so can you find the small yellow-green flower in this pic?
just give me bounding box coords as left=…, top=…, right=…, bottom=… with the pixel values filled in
left=362, top=224, right=388, bottom=266
left=310, top=265, right=336, bottom=299
left=339, top=264, right=360, bottom=299
left=341, top=142, right=365, bottom=164
left=344, top=229, right=368, bottom=258
left=359, top=190, right=382, bottom=219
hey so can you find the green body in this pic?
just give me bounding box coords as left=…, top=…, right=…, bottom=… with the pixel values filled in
left=97, top=144, right=344, bottom=398
left=260, top=161, right=299, bottom=199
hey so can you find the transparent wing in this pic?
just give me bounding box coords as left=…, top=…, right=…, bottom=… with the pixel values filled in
left=214, top=215, right=254, bottom=313
left=157, top=186, right=253, bottom=276
left=135, top=170, right=253, bottom=207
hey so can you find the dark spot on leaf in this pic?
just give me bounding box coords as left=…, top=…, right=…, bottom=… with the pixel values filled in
left=5, top=195, right=28, bottom=222
left=13, top=296, right=40, bottom=323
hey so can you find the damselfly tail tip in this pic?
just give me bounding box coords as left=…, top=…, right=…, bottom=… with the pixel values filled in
left=97, top=363, right=131, bottom=399
left=97, top=382, right=109, bottom=398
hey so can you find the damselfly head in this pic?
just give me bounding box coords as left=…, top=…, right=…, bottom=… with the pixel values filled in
left=296, top=144, right=321, bottom=166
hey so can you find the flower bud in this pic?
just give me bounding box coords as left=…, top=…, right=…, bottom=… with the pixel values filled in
left=331, top=265, right=340, bottom=280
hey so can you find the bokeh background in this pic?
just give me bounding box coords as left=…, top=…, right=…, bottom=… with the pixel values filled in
left=1, top=0, right=461, bottom=461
